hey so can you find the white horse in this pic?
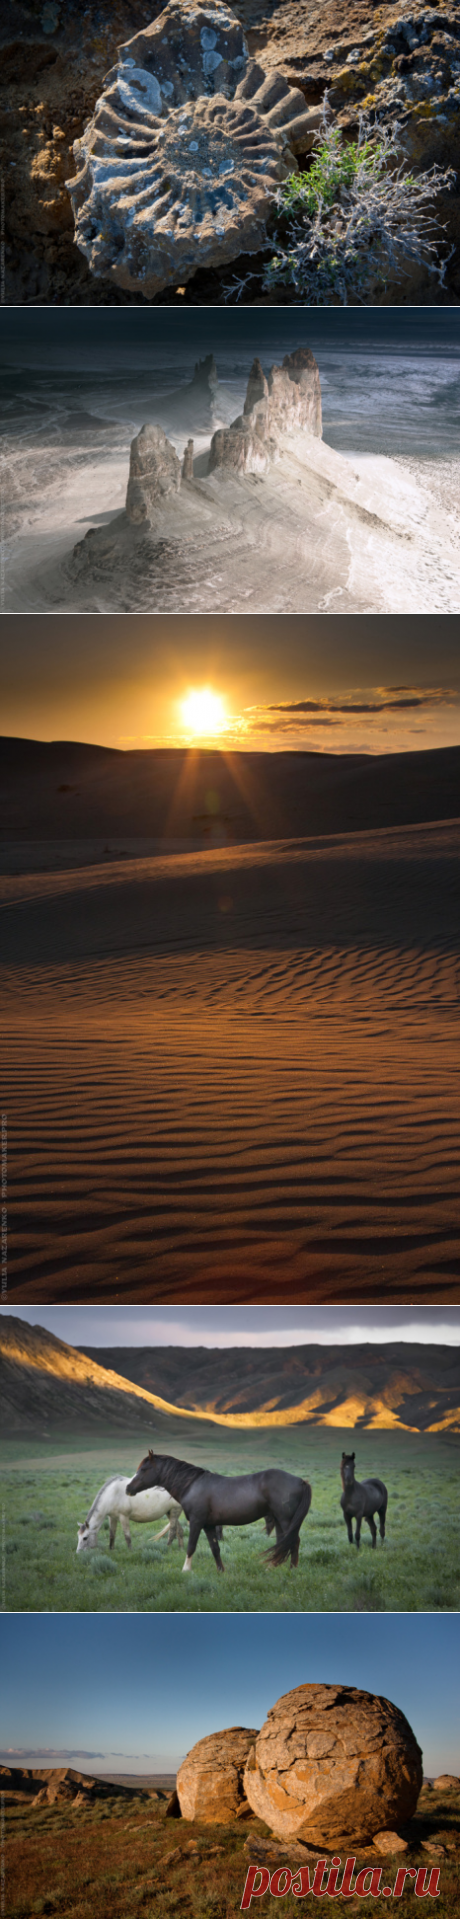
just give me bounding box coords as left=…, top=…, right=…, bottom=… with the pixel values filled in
left=76, top=1476, right=184, bottom=1552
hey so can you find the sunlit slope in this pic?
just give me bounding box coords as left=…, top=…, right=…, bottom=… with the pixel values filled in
left=1, top=1317, right=459, bottom=1433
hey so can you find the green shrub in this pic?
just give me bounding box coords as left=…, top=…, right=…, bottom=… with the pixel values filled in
left=226, top=106, right=455, bottom=304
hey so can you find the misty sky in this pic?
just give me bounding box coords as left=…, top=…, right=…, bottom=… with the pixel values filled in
left=2, top=306, right=460, bottom=360
left=2, top=1614, right=459, bottom=1775
left=4, top=1305, right=460, bottom=1349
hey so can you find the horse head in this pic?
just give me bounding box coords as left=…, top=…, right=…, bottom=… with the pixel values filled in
left=126, top=1454, right=156, bottom=1497
left=341, top=1452, right=356, bottom=1487
left=76, top=1521, right=95, bottom=1553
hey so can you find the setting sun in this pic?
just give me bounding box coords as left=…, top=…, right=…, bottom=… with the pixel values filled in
left=180, top=687, right=227, bottom=737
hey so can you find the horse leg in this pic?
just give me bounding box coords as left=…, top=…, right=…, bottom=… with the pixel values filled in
left=164, top=1515, right=185, bottom=1547
left=344, top=1512, right=354, bottom=1546
left=367, top=1515, right=377, bottom=1548
left=205, top=1526, right=224, bottom=1572
left=120, top=1516, right=132, bottom=1548
left=109, top=1517, right=118, bottom=1549
left=355, top=1515, right=362, bottom=1549
left=182, top=1518, right=201, bottom=1572
left=379, top=1500, right=387, bottom=1541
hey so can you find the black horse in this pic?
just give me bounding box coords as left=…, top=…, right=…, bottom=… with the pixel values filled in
left=340, top=1452, right=388, bottom=1549
left=126, top=1451, right=312, bottom=1572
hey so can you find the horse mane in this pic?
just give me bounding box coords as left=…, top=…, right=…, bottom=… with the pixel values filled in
left=147, top=1454, right=207, bottom=1502
left=84, top=1475, right=125, bottom=1523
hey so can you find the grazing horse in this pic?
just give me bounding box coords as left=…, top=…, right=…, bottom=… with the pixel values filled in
left=76, top=1475, right=184, bottom=1553
left=126, top=1451, right=312, bottom=1572
left=340, top=1453, right=388, bottom=1550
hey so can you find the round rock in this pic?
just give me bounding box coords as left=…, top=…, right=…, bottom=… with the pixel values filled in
left=243, top=1684, right=423, bottom=1846
left=177, top=1726, right=259, bottom=1823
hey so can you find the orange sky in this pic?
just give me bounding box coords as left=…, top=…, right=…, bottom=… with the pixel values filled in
left=3, top=614, right=459, bottom=756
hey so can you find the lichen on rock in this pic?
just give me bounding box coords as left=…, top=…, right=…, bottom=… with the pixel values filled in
left=65, top=0, right=321, bottom=296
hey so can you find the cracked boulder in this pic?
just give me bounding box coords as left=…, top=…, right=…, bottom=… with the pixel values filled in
left=208, top=346, right=322, bottom=475
left=243, top=1684, right=423, bottom=1845
left=177, top=1727, right=259, bottom=1823
left=65, top=0, right=321, bottom=296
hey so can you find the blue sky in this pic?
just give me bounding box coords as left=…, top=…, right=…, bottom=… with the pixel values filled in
left=3, top=1305, right=459, bottom=1349
left=1, top=1615, right=459, bottom=1775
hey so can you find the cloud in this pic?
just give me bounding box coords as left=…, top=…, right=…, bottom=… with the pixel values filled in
left=264, top=687, right=456, bottom=717
left=3, top=1748, right=105, bottom=1760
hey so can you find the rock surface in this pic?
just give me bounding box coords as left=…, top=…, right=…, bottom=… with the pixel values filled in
left=433, top=1775, right=460, bottom=1789
left=2, top=0, right=459, bottom=301
left=65, top=0, right=321, bottom=296
left=208, top=346, right=322, bottom=474
left=372, top=1830, right=409, bottom=1853
left=125, top=424, right=181, bottom=524
left=243, top=1684, right=423, bottom=1844
left=177, top=1728, right=259, bottom=1823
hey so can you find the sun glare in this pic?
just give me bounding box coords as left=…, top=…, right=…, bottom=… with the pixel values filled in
left=181, top=687, right=227, bottom=737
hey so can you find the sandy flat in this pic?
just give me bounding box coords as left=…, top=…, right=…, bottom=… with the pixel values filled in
left=2, top=822, right=459, bottom=1304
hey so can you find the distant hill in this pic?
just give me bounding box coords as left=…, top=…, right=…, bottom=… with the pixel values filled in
left=1, top=1316, right=459, bottom=1434
left=0, top=1766, right=158, bottom=1806
left=1, top=738, right=460, bottom=845
left=80, top=1341, right=460, bottom=1434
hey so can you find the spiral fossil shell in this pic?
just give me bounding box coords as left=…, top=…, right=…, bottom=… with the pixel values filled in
left=66, top=0, right=321, bottom=296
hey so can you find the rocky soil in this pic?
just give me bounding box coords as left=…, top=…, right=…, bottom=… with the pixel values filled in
left=2, top=0, right=459, bottom=303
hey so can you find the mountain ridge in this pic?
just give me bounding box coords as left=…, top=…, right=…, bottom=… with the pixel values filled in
left=1, top=1316, right=459, bottom=1434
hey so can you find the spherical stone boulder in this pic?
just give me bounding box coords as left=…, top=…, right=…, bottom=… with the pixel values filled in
left=243, top=1684, right=423, bottom=1846
left=433, top=1775, right=460, bottom=1789
left=177, top=1726, right=259, bottom=1824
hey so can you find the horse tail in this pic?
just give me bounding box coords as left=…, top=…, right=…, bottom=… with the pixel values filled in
left=264, top=1481, right=312, bottom=1567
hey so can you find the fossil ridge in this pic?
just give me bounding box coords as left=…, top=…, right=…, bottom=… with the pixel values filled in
left=65, top=0, right=322, bottom=296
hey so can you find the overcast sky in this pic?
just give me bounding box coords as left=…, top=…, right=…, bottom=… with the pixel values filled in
left=4, top=1305, right=459, bottom=1348
left=2, top=1614, right=458, bottom=1775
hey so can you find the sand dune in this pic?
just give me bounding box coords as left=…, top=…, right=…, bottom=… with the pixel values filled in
left=2, top=819, right=459, bottom=1304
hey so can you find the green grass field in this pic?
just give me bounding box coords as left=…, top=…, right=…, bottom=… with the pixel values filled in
left=2, top=1421, right=459, bottom=1614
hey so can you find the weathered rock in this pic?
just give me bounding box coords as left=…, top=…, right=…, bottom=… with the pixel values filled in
left=433, top=1774, right=460, bottom=1789
left=208, top=346, right=322, bottom=475
left=182, top=439, right=195, bottom=481
left=372, top=1831, right=409, bottom=1855
left=177, top=1727, right=259, bottom=1823
left=125, top=424, right=181, bottom=524
left=65, top=0, right=321, bottom=295
left=243, top=1684, right=423, bottom=1845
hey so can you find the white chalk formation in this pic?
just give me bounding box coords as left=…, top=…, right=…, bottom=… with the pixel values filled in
left=66, top=0, right=321, bottom=296
left=209, top=348, right=322, bottom=475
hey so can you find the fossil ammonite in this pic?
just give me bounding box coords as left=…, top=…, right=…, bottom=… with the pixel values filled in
left=66, top=0, right=321, bottom=296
